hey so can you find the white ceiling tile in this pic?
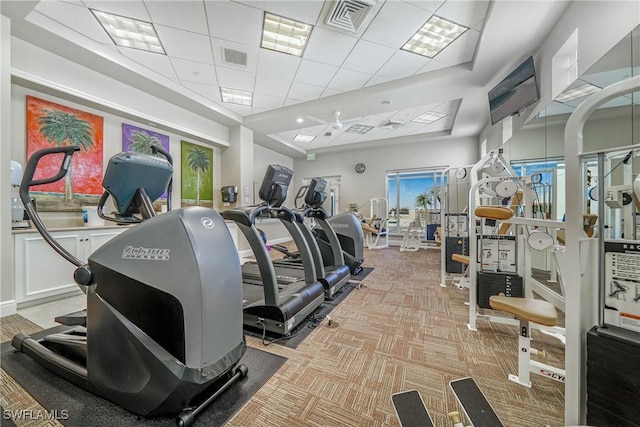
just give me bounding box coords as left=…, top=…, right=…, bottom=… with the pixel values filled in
left=416, top=59, right=450, bottom=74
left=361, top=1, right=431, bottom=48
left=287, top=82, right=324, bottom=101
left=205, top=1, right=263, bottom=46
left=284, top=98, right=303, bottom=107
left=253, top=93, right=285, bottom=109
left=263, top=1, right=324, bottom=25
left=472, top=18, right=485, bottom=31
left=376, top=50, right=431, bottom=80
left=216, top=66, right=255, bottom=91
left=171, top=58, right=218, bottom=85
left=303, top=26, right=358, bottom=66
left=342, top=40, right=396, bottom=74
left=433, top=29, right=480, bottom=65
left=119, top=47, right=178, bottom=80
left=34, top=1, right=113, bottom=44
left=364, top=75, right=393, bottom=87
left=328, top=68, right=371, bottom=92
left=60, top=0, right=85, bottom=5
left=144, top=1, right=209, bottom=35
left=223, top=103, right=253, bottom=116
left=211, top=38, right=259, bottom=72
left=181, top=81, right=221, bottom=102
left=322, top=88, right=343, bottom=97
left=257, top=48, right=301, bottom=80
left=255, top=74, right=292, bottom=97
left=155, top=25, right=213, bottom=64
left=234, top=0, right=265, bottom=9
left=83, top=1, right=150, bottom=21
left=294, top=60, right=338, bottom=87
left=403, top=1, right=445, bottom=14
left=436, top=0, right=490, bottom=28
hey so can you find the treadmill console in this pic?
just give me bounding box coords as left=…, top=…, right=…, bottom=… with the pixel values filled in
left=259, top=164, right=292, bottom=207
left=305, top=178, right=327, bottom=208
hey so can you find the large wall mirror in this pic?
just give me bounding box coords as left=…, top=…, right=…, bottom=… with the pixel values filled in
left=503, top=25, right=639, bottom=271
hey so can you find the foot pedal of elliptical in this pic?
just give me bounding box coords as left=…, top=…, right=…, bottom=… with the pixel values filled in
left=391, top=389, right=434, bottom=427
left=449, top=377, right=503, bottom=427
left=55, top=309, right=87, bottom=326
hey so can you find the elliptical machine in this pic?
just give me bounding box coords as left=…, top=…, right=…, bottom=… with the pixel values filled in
left=12, top=146, right=247, bottom=427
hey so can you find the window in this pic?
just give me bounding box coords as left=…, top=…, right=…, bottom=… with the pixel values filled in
left=386, top=168, right=446, bottom=237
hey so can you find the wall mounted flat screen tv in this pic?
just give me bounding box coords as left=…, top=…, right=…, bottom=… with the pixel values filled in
left=488, top=56, right=539, bottom=125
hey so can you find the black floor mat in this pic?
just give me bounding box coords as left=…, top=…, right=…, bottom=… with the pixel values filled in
left=245, top=282, right=360, bottom=349
left=351, top=266, right=374, bottom=281
left=1, top=331, right=286, bottom=427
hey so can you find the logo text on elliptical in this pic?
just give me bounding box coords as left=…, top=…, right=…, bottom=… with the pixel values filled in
left=122, top=246, right=170, bottom=260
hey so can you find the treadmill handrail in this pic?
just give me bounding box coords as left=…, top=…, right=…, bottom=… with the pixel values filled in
left=223, top=204, right=300, bottom=226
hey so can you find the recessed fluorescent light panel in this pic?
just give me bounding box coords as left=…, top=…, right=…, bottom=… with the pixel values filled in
left=220, top=88, right=253, bottom=106
left=91, top=9, right=165, bottom=54
left=402, top=15, right=468, bottom=58
left=555, top=83, right=601, bottom=103
left=345, top=124, right=374, bottom=134
left=261, top=12, right=313, bottom=56
left=413, top=111, right=447, bottom=124
left=294, top=134, right=315, bottom=143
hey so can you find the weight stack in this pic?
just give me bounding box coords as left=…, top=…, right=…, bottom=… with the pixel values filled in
left=445, top=236, right=468, bottom=274
left=476, top=272, right=523, bottom=309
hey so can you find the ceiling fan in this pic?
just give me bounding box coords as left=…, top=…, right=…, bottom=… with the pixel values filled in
left=305, top=111, right=357, bottom=137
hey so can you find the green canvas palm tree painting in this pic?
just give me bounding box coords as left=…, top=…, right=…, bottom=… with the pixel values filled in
left=181, top=141, right=213, bottom=207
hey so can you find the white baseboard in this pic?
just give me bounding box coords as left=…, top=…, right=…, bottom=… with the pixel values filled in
left=237, top=237, right=291, bottom=259
left=0, top=300, right=17, bottom=317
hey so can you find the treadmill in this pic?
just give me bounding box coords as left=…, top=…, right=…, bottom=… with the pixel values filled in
left=261, top=177, right=351, bottom=300
left=222, top=165, right=325, bottom=336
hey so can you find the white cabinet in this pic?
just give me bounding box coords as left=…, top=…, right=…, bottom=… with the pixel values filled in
left=14, top=228, right=126, bottom=305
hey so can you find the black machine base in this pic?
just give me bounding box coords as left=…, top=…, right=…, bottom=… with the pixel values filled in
left=449, top=377, right=503, bottom=427
left=391, top=390, right=434, bottom=427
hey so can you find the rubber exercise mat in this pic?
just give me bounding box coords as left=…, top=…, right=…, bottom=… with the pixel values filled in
left=245, top=281, right=359, bottom=349
left=351, top=266, right=374, bottom=281
left=1, top=329, right=286, bottom=427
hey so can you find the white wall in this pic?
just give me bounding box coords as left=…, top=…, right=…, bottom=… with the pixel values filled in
left=1, top=15, right=14, bottom=313
left=11, top=85, right=222, bottom=220
left=294, top=136, right=478, bottom=215
left=12, top=38, right=230, bottom=147
left=1, top=35, right=241, bottom=310
left=253, top=144, right=294, bottom=206
left=479, top=0, right=640, bottom=153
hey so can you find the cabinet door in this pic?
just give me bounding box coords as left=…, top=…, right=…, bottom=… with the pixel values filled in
left=85, top=229, right=126, bottom=259
left=15, top=232, right=83, bottom=303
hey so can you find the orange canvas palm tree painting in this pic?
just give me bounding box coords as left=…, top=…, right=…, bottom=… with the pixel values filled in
left=26, top=96, right=103, bottom=210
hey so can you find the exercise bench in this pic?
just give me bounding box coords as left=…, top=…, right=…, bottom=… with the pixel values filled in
left=489, top=295, right=566, bottom=387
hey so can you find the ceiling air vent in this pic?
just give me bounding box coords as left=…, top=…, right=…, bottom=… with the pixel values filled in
left=379, top=120, right=404, bottom=130
left=324, top=131, right=333, bottom=137
left=223, top=48, right=248, bottom=66
left=325, top=0, right=375, bottom=33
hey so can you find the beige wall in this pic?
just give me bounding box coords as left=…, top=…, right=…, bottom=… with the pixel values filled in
left=294, top=136, right=478, bottom=215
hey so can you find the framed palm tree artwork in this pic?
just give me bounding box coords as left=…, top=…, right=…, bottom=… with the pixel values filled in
left=26, top=96, right=104, bottom=211
left=122, top=123, right=169, bottom=154
left=181, top=140, right=213, bottom=207
left=122, top=123, right=170, bottom=201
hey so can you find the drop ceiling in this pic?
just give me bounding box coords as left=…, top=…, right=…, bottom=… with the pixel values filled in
left=2, top=0, right=574, bottom=157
